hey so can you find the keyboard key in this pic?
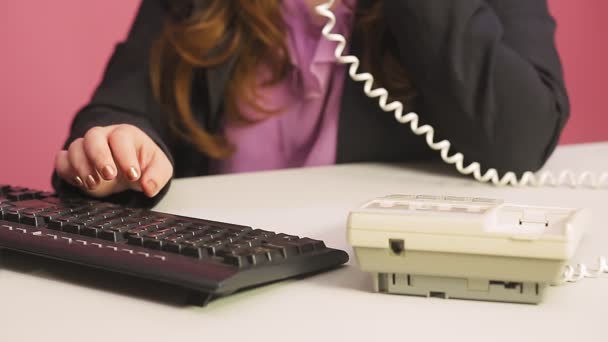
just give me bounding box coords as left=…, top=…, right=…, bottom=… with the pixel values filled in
left=70, top=217, right=99, bottom=227
left=40, top=209, right=72, bottom=222
left=125, top=220, right=168, bottom=245
left=230, top=226, right=253, bottom=234
left=248, top=229, right=276, bottom=239
left=7, top=191, right=36, bottom=201
left=48, top=216, right=74, bottom=231
left=4, top=210, right=21, bottom=223
left=183, top=235, right=211, bottom=245
left=223, top=230, right=250, bottom=242
left=106, top=223, right=139, bottom=234
left=272, top=233, right=299, bottom=241
left=81, top=226, right=101, bottom=238
left=224, top=241, right=257, bottom=250
left=182, top=245, right=211, bottom=259
left=125, top=224, right=158, bottom=238
left=127, top=235, right=145, bottom=246
left=217, top=247, right=271, bottom=267
left=201, top=228, right=226, bottom=240
left=69, top=208, right=94, bottom=217
left=20, top=215, right=45, bottom=227
left=264, top=246, right=286, bottom=261
left=162, top=242, right=183, bottom=253
left=21, top=208, right=47, bottom=216
left=164, top=233, right=188, bottom=243
left=200, top=239, right=226, bottom=256
left=142, top=239, right=164, bottom=250
left=0, top=206, right=11, bottom=220
left=241, top=239, right=264, bottom=247
left=99, top=229, right=125, bottom=242
left=35, top=191, right=55, bottom=199
left=89, top=212, right=118, bottom=221
left=262, top=241, right=300, bottom=258
left=0, top=202, right=13, bottom=210
left=63, top=223, right=83, bottom=234
left=245, top=247, right=273, bottom=265
left=89, top=218, right=125, bottom=230
left=0, top=203, right=12, bottom=215
left=47, top=220, right=64, bottom=231
left=221, top=254, right=246, bottom=267
left=293, top=238, right=326, bottom=253
left=170, top=219, right=192, bottom=226
left=12, top=199, right=57, bottom=210
left=145, top=225, right=183, bottom=239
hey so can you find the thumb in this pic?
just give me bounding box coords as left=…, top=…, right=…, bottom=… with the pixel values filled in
left=137, top=140, right=173, bottom=198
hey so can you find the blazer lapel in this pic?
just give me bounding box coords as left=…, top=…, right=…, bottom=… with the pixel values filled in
left=204, top=54, right=238, bottom=131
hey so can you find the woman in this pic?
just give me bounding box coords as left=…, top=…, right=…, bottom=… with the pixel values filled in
left=53, top=0, right=569, bottom=207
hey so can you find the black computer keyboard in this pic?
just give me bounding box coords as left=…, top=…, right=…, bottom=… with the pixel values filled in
left=0, top=185, right=348, bottom=305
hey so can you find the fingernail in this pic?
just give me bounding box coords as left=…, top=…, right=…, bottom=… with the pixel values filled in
left=101, top=165, right=116, bottom=179
left=86, top=175, right=97, bottom=189
left=74, top=176, right=84, bottom=187
left=128, top=167, right=139, bottom=181
left=147, top=179, right=158, bottom=196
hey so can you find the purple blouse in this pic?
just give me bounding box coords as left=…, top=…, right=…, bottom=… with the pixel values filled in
left=211, top=0, right=356, bottom=174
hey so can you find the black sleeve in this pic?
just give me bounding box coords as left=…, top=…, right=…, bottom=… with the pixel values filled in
left=52, top=0, right=173, bottom=208
left=383, top=0, right=569, bottom=175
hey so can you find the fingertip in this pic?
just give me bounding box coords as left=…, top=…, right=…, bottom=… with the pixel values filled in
left=138, top=145, right=172, bottom=198
left=85, top=174, right=98, bottom=190
left=142, top=178, right=159, bottom=198
left=74, top=176, right=85, bottom=188
left=127, top=166, right=141, bottom=182
left=55, top=150, right=82, bottom=189
left=100, top=164, right=117, bottom=181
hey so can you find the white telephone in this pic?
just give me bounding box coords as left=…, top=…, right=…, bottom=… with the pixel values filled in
left=316, top=0, right=608, bottom=303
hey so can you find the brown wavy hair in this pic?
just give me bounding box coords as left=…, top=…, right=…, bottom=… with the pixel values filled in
left=150, top=0, right=415, bottom=159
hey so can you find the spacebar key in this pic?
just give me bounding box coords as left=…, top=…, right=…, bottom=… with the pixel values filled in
left=263, top=241, right=300, bottom=258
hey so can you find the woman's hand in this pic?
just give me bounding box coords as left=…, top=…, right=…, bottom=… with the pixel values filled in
left=54, top=124, right=173, bottom=198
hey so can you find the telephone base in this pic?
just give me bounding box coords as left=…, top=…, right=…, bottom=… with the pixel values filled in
left=374, top=273, right=546, bottom=304
left=347, top=194, right=588, bottom=304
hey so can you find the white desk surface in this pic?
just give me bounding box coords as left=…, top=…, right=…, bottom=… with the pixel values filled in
left=2, top=143, right=607, bottom=342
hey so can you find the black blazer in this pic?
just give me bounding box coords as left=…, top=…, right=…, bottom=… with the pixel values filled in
left=54, top=0, right=569, bottom=207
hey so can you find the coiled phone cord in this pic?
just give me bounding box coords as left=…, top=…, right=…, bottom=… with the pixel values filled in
left=563, top=257, right=608, bottom=282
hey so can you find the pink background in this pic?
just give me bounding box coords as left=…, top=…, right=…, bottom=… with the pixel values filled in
left=0, top=0, right=607, bottom=190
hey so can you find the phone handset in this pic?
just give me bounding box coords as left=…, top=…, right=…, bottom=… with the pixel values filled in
left=315, top=1, right=607, bottom=189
